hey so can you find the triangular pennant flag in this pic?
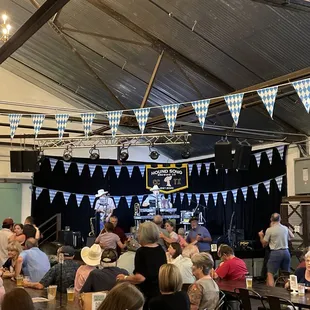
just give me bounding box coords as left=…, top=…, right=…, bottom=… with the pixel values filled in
left=171, top=193, right=176, bottom=201
left=191, top=99, right=210, bottom=129
left=224, top=93, right=244, bottom=126
left=265, top=149, right=273, bottom=165
left=8, top=114, right=22, bottom=139
left=276, top=176, right=283, bottom=191
left=88, top=195, right=96, bottom=207
left=292, top=78, right=310, bottom=113
left=63, top=192, right=71, bottom=205
left=113, top=196, right=121, bottom=207
left=107, top=111, right=122, bottom=137
left=188, top=164, right=193, bottom=175
left=257, top=86, right=278, bottom=118
left=212, top=192, right=218, bottom=205
left=75, top=194, right=83, bottom=207
left=31, top=114, right=45, bottom=138
left=252, top=184, right=259, bottom=198
left=55, top=114, right=69, bottom=139
left=232, top=190, right=238, bottom=202
left=221, top=191, right=228, bottom=204
left=126, top=166, right=134, bottom=177
left=264, top=180, right=271, bottom=194
left=49, top=158, right=57, bottom=171
left=81, top=113, right=96, bottom=137
left=277, top=145, right=285, bottom=160
left=76, top=163, right=84, bottom=175
left=254, top=152, right=261, bottom=167
left=133, top=108, right=150, bottom=134
left=162, top=104, right=179, bottom=134
left=35, top=187, right=43, bottom=198
left=196, top=164, right=202, bottom=176
left=63, top=162, right=71, bottom=174
left=114, top=166, right=122, bottom=178
left=137, top=195, right=144, bottom=204
left=102, top=165, right=109, bottom=176
left=139, top=166, right=145, bottom=176
left=49, top=190, right=57, bottom=204
left=180, top=192, right=184, bottom=203
left=88, top=164, right=97, bottom=177
left=205, top=163, right=210, bottom=175
left=241, top=187, right=248, bottom=200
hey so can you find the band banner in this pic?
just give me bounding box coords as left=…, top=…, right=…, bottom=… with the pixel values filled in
left=145, top=164, right=189, bottom=194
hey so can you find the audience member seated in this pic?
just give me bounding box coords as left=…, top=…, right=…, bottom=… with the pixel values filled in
left=20, top=238, right=50, bottom=282
left=173, top=245, right=199, bottom=284
left=117, top=221, right=167, bottom=310
left=75, top=244, right=101, bottom=294
left=166, top=242, right=182, bottom=263
left=297, top=247, right=310, bottom=269
left=214, top=245, right=248, bottom=281
left=80, top=248, right=128, bottom=293
left=178, top=228, right=188, bottom=249
left=153, top=215, right=169, bottom=251
left=2, top=241, right=23, bottom=280
left=9, top=224, right=26, bottom=246
left=0, top=218, right=14, bottom=266
left=109, top=216, right=127, bottom=256
left=294, top=250, right=310, bottom=287
left=160, top=220, right=179, bottom=244
left=23, top=246, right=79, bottom=292
left=98, top=282, right=144, bottom=310
left=149, top=264, right=190, bottom=310
left=24, top=216, right=40, bottom=240
left=117, top=238, right=140, bottom=275
left=188, top=253, right=219, bottom=310
left=1, top=288, right=34, bottom=310
left=95, top=222, right=126, bottom=251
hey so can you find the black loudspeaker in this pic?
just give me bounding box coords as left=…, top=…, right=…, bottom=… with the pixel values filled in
left=58, top=231, right=82, bottom=248
left=215, top=142, right=232, bottom=169
left=10, top=150, right=39, bottom=172
left=233, top=145, right=252, bottom=170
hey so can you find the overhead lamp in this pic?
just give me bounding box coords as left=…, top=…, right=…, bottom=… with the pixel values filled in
left=119, top=146, right=129, bottom=162
left=1, top=13, right=12, bottom=42
left=89, top=146, right=100, bottom=160
left=149, top=145, right=160, bottom=160
left=37, top=150, right=45, bottom=164
left=63, top=147, right=72, bottom=162
left=181, top=149, right=191, bottom=159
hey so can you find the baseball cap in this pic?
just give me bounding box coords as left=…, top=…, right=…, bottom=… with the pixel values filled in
left=3, top=218, right=13, bottom=226
left=59, top=246, right=75, bottom=257
left=101, top=248, right=118, bottom=263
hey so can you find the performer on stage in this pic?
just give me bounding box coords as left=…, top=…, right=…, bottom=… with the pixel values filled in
left=94, top=189, right=116, bottom=231
left=142, top=185, right=162, bottom=208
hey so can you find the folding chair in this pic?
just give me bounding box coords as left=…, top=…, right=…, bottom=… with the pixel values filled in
left=266, top=295, right=297, bottom=310
left=234, top=288, right=266, bottom=310
left=215, top=290, right=225, bottom=310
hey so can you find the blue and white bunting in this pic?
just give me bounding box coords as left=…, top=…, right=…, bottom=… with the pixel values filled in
left=63, top=162, right=71, bottom=174
left=252, top=184, right=259, bottom=198
left=191, top=99, right=210, bottom=129
left=76, top=163, right=84, bottom=175
left=139, top=166, right=145, bottom=177
left=88, top=164, right=97, bottom=177
left=114, top=166, right=122, bottom=178
left=126, top=165, right=134, bottom=177
left=8, top=114, right=22, bottom=139
left=162, top=104, right=179, bottom=134
left=107, top=111, right=122, bottom=137
left=221, top=191, right=228, bottom=204
left=88, top=195, right=96, bottom=206
left=134, top=108, right=150, bottom=134
left=264, top=180, right=270, bottom=194
left=212, top=192, right=218, bottom=205
left=224, top=93, right=244, bottom=126
left=75, top=194, right=83, bottom=207
left=276, top=176, right=283, bottom=191
left=31, top=114, right=45, bottom=138
left=49, top=190, right=57, bottom=204
left=113, top=196, right=121, bottom=207
left=277, top=145, right=285, bottom=160
left=196, top=164, right=202, bottom=176
left=55, top=114, right=69, bottom=139
left=205, top=163, right=210, bottom=175
left=81, top=113, right=96, bottom=137
left=49, top=158, right=57, bottom=171
left=188, top=164, right=193, bottom=175
left=241, top=187, right=248, bottom=200
left=137, top=195, right=144, bottom=205
left=257, top=86, right=278, bottom=119
left=254, top=152, right=261, bottom=167
left=232, top=189, right=238, bottom=202
left=35, top=187, right=43, bottom=198
left=265, top=149, right=273, bottom=164
left=102, top=166, right=109, bottom=176
left=63, top=192, right=71, bottom=205
left=180, top=192, right=184, bottom=203
left=292, top=78, right=310, bottom=113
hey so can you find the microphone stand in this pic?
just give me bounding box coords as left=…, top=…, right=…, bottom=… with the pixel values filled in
left=59, top=253, right=64, bottom=308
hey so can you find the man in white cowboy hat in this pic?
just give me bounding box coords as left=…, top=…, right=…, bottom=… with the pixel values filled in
left=142, top=185, right=163, bottom=212
left=94, top=189, right=116, bottom=231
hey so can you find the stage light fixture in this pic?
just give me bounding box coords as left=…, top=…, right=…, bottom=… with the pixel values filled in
left=63, top=148, right=72, bottom=162
left=119, top=147, right=129, bottom=162
left=37, top=150, right=45, bottom=164
left=89, top=146, right=100, bottom=160
left=149, top=145, right=160, bottom=160
left=181, top=149, right=191, bottom=159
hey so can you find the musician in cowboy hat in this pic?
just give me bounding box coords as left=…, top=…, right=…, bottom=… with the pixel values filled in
left=94, top=189, right=116, bottom=231
left=141, top=185, right=165, bottom=214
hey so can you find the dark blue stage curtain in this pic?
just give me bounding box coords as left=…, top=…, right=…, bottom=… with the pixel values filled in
left=32, top=148, right=286, bottom=243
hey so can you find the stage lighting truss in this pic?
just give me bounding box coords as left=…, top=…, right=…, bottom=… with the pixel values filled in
left=34, top=132, right=191, bottom=149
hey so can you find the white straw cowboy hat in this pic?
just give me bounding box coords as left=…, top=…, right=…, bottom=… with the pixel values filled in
left=95, top=189, right=109, bottom=198
left=150, top=185, right=160, bottom=192
left=81, top=244, right=102, bottom=266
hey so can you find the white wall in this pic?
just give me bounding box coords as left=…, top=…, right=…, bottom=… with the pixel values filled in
left=286, top=144, right=300, bottom=197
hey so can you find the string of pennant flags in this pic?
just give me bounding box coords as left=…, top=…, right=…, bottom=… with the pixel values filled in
left=33, top=175, right=284, bottom=208
left=7, top=78, right=310, bottom=139
left=46, top=145, right=284, bottom=178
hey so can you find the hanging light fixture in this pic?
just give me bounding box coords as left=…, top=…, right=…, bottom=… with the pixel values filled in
left=63, top=147, right=72, bottom=162
left=89, top=146, right=100, bottom=160
left=149, top=144, right=160, bottom=160
left=1, top=13, right=12, bottom=43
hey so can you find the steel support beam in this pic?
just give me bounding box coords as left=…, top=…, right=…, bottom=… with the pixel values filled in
left=0, top=133, right=68, bottom=139
left=140, top=50, right=164, bottom=108
left=0, top=0, right=70, bottom=64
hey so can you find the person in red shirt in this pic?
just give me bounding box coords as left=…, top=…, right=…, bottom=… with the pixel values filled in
left=214, top=245, right=248, bottom=281
left=109, top=216, right=127, bottom=256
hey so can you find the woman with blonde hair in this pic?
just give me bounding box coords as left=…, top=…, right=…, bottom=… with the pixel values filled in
left=116, top=221, right=166, bottom=310
left=98, top=282, right=144, bottom=310
left=149, top=264, right=190, bottom=310
left=1, top=241, right=23, bottom=280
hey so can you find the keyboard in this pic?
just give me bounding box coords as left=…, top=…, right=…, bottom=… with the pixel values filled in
left=134, top=215, right=180, bottom=220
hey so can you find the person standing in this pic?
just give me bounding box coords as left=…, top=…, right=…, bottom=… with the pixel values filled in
left=258, top=213, right=291, bottom=286
left=153, top=215, right=169, bottom=251
left=0, top=218, right=14, bottom=267
left=186, top=217, right=212, bottom=252
left=24, top=216, right=40, bottom=240
left=109, top=216, right=127, bottom=256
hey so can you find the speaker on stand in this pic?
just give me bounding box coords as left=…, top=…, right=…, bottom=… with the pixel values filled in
left=233, top=144, right=252, bottom=170
left=215, top=141, right=232, bottom=170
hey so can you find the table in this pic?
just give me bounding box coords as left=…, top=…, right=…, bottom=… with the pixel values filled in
left=218, top=279, right=310, bottom=309
left=3, top=279, right=78, bottom=309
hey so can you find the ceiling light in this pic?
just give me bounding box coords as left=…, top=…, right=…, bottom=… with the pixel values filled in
left=149, top=144, right=160, bottom=160
left=63, top=148, right=72, bottom=162
left=89, top=147, right=100, bottom=160
left=181, top=149, right=191, bottom=159
left=1, top=12, right=12, bottom=42
left=119, top=146, right=129, bottom=162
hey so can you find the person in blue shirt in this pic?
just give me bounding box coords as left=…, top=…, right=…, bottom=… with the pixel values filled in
left=186, top=217, right=212, bottom=252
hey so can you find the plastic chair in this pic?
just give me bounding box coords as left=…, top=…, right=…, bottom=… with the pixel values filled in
left=234, top=288, right=266, bottom=310
left=266, top=295, right=297, bottom=310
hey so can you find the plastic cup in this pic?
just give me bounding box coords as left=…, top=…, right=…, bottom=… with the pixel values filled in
left=246, top=276, right=253, bottom=289
left=47, top=285, right=57, bottom=300
left=67, top=287, right=75, bottom=302
left=16, top=275, right=23, bottom=287
left=298, top=283, right=305, bottom=296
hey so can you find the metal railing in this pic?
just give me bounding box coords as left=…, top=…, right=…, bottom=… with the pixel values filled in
left=38, top=213, right=61, bottom=246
